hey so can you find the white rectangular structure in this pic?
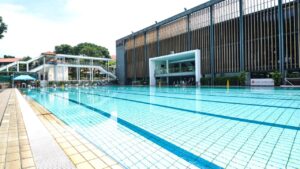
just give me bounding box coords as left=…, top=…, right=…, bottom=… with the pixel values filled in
left=251, top=78, right=275, bottom=86
left=149, top=50, right=201, bottom=86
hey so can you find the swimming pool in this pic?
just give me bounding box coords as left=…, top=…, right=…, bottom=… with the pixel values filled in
left=23, top=86, right=300, bottom=169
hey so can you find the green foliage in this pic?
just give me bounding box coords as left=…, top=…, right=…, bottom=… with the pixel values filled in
left=0, top=75, right=11, bottom=82
left=238, top=71, right=246, bottom=86
left=108, top=60, right=116, bottom=67
left=201, top=77, right=212, bottom=85
left=271, top=71, right=282, bottom=86
left=0, top=16, right=7, bottom=39
left=201, top=76, right=241, bottom=86
left=4, top=55, right=14, bottom=58
left=54, top=42, right=110, bottom=58
left=21, top=56, right=31, bottom=61
left=73, top=42, right=110, bottom=58
left=55, top=44, right=74, bottom=54
left=214, top=76, right=239, bottom=86
left=287, top=72, right=300, bottom=78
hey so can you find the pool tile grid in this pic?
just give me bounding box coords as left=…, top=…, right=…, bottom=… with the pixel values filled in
left=34, top=91, right=206, bottom=169
left=58, top=91, right=249, bottom=153
left=25, top=88, right=299, bottom=168
left=84, top=87, right=300, bottom=114
left=28, top=98, right=124, bottom=169
left=74, top=88, right=300, bottom=131
left=226, top=114, right=294, bottom=168
left=0, top=89, right=36, bottom=169
left=49, top=89, right=298, bottom=167
left=70, top=88, right=300, bottom=168
left=112, top=86, right=300, bottom=102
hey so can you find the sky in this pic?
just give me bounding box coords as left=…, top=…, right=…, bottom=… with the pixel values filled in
left=0, top=0, right=207, bottom=58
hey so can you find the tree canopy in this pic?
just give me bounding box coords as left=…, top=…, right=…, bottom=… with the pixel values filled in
left=55, top=44, right=73, bottom=54
left=0, top=16, right=7, bottom=39
left=55, top=43, right=110, bottom=58
left=21, top=56, right=32, bottom=61
left=4, top=55, right=14, bottom=58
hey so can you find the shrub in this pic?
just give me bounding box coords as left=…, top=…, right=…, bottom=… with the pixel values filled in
left=214, top=76, right=239, bottom=86
left=238, top=71, right=246, bottom=86
left=201, top=77, right=211, bottom=85
left=270, top=71, right=282, bottom=86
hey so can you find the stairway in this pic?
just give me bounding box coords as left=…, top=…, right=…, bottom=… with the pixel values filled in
left=0, top=54, right=116, bottom=80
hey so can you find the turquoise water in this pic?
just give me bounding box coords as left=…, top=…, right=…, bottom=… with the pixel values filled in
left=24, top=86, right=300, bottom=169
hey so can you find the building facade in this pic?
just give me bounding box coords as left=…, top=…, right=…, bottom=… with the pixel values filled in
left=116, top=0, right=300, bottom=85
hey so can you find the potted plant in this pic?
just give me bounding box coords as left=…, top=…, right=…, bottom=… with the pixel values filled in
left=271, top=71, right=281, bottom=86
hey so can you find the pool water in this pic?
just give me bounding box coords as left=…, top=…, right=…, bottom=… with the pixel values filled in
left=23, top=86, right=300, bottom=169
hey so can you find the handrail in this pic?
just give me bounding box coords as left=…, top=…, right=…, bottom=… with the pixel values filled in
left=285, top=78, right=295, bottom=86
left=0, top=54, right=116, bottom=79
left=28, top=64, right=117, bottom=79
left=0, top=62, right=17, bottom=71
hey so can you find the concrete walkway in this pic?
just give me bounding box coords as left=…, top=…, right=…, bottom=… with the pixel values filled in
left=0, top=89, right=36, bottom=169
left=16, top=89, right=75, bottom=169
left=0, top=89, right=123, bottom=169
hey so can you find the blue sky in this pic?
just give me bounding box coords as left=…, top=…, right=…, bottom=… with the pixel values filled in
left=0, top=0, right=207, bottom=58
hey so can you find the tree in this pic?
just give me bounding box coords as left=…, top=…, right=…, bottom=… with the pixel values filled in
left=54, top=42, right=110, bottom=58
left=4, top=55, right=14, bottom=58
left=0, top=16, right=7, bottom=39
left=21, top=56, right=32, bottom=61
left=73, top=42, right=110, bottom=58
left=55, top=44, right=74, bottom=54
left=19, top=56, right=32, bottom=71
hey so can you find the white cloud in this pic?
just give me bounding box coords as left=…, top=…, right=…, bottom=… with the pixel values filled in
left=0, top=0, right=207, bottom=58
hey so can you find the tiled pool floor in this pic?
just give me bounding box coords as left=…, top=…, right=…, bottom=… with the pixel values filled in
left=28, top=97, right=123, bottom=169
left=23, top=86, right=300, bottom=169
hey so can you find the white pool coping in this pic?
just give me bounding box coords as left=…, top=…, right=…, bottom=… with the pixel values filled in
left=15, top=89, right=75, bottom=169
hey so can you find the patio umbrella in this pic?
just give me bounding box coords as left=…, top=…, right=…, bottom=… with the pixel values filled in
left=13, top=75, right=36, bottom=81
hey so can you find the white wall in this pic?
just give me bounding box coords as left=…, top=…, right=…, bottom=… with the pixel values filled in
left=48, top=66, right=69, bottom=81
left=149, top=60, right=156, bottom=86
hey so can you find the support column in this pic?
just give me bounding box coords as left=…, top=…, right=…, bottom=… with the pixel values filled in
left=77, top=68, right=80, bottom=81
left=166, top=60, right=169, bottom=74
left=63, top=58, right=65, bottom=81
left=156, top=27, right=160, bottom=56
left=278, top=0, right=285, bottom=77
left=149, top=59, right=156, bottom=86
left=133, top=35, right=136, bottom=82
left=91, top=60, right=94, bottom=81
left=195, top=50, right=201, bottom=86
left=90, top=68, right=92, bottom=81
left=166, top=60, right=169, bottom=85
left=54, top=65, right=57, bottom=81
left=17, top=62, right=19, bottom=72
left=107, top=60, right=109, bottom=82
left=210, top=6, right=215, bottom=85
left=26, top=63, right=29, bottom=72
left=43, top=57, right=46, bottom=80
left=239, top=0, right=244, bottom=72
left=187, top=14, right=191, bottom=50
left=144, top=32, right=147, bottom=79
left=76, top=59, right=80, bottom=81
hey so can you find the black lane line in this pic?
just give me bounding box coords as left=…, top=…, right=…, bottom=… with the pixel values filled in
left=108, top=87, right=300, bottom=102
left=85, top=88, right=300, bottom=110
left=66, top=89, right=300, bottom=131
left=40, top=90, right=222, bottom=169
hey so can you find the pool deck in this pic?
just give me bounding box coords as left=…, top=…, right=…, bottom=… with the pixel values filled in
left=0, top=89, right=123, bottom=169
